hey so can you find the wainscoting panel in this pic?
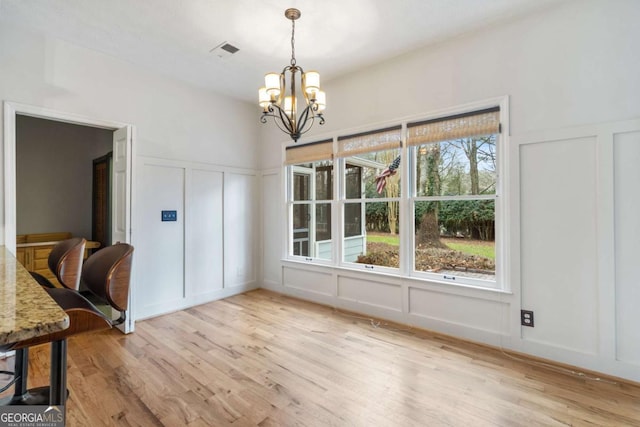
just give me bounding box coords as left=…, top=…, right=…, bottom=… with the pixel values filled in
left=261, top=171, right=282, bottom=287
left=408, top=286, right=508, bottom=337
left=283, top=266, right=333, bottom=297
left=136, top=163, right=185, bottom=319
left=337, top=275, right=402, bottom=312
left=613, top=130, right=640, bottom=365
left=224, top=172, right=258, bottom=288
left=519, top=136, right=599, bottom=356
left=186, top=168, right=224, bottom=297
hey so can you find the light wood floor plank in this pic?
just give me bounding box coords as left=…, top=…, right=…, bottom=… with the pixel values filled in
left=1, top=289, right=639, bottom=426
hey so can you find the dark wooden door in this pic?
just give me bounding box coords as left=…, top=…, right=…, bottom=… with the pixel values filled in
left=92, top=152, right=113, bottom=249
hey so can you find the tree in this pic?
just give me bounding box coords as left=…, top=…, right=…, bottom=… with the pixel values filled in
left=379, top=151, right=400, bottom=235
left=462, top=139, right=480, bottom=194
left=456, top=135, right=496, bottom=196
left=439, top=200, right=495, bottom=240
left=455, top=136, right=496, bottom=239
left=416, top=143, right=447, bottom=248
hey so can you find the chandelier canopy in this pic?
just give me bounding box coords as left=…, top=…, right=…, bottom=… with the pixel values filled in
left=258, top=8, right=326, bottom=142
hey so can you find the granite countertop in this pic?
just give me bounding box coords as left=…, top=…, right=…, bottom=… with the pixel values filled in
left=0, top=246, right=69, bottom=346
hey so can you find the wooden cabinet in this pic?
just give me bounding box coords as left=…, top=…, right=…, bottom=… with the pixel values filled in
left=15, top=247, right=26, bottom=266
left=17, top=244, right=57, bottom=284
left=16, top=232, right=100, bottom=288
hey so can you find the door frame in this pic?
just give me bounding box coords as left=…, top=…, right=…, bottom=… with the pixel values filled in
left=3, top=100, right=136, bottom=330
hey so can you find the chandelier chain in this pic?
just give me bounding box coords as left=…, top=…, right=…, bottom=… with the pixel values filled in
left=290, top=18, right=296, bottom=66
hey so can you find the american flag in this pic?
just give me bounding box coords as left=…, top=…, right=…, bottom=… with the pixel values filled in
left=375, top=155, right=401, bottom=194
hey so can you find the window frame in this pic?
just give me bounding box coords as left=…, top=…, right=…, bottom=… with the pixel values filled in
left=285, top=140, right=336, bottom=265
left=283, top=96, right=509, bottom=292
left=338, top=156, right=403, bottom=274
left=290, top=165, right=313, bottom=258
left=336, top=126, right=403, bottom=273
left=408, top=136, right=500, bottom=289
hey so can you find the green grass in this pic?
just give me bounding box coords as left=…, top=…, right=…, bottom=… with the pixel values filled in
left=367, top=234, right=400, bottom=245
left=366, top=233, right=495, bottom=260
left=444, top=241, right=495, bottom=260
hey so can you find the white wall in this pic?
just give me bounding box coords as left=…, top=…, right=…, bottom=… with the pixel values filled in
left=136, top=157, right=258, bottom=319
left=16, top=115, right=113, bottom=238
left=0, top=21, right=260, bottom=318
left=259, top=0, right=640, bottom=382
left=0, top=23, right=258, bottom=171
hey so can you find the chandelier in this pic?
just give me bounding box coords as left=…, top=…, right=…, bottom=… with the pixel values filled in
left=258, top=8, right=326, bottom=142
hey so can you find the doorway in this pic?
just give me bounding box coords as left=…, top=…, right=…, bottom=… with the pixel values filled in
left=3, top=101, right=135, bottom=332
left=15, top=115, right=113, bottom=243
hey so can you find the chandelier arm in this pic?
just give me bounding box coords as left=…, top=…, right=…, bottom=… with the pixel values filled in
left=296, top=115, right=321, bottom=138
left=271, top=103, right=296, bottom=134
left=273, top=116, right=294, bottom=136
left=291, top=73, right=298, bottom=129
left=262, top=104, right=295, bottom=135
left=297, top=105, right=312, bottom=134
left=300, top=110, right=324, bottom=135
left=278, top=72, right=286, bottom=105
left=300, top=68, right=310, bottom=104
left=265, top=109, right=295, bottom=136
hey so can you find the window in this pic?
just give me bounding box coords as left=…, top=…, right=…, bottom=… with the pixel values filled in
left=284, top=100, right=505, bottom=290
left=286, top=140, right=334, bottom=260
left=408, top=107, right=500, bottom=286
left=337, top=126, right=402, bottom=269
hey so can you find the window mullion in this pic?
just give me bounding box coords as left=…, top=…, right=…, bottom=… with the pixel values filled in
left=310, top=165, right=317, bottom=257
left=335, top=155, right=344, bottom=265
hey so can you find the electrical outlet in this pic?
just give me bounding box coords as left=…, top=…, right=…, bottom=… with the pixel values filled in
left=521, top=310, right=534, bottom=327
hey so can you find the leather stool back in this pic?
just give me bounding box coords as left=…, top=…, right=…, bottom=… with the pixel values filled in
left=80, top=243, right=134, bottom=324
left=30, top=237, right=86, bottom=290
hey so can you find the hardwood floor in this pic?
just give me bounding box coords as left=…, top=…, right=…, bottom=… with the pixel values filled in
left=2, top=289, right=639, bottom=426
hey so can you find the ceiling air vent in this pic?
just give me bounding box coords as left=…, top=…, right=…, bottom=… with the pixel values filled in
left=210, top=42, right=239, bottom=59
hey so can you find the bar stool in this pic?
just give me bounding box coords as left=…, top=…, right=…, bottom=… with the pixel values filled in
left=30, top=237, right=87, bottom=290
left=7, top=237, right=88, bottom=405
left=78, top=242, right=134, bottom=325
left=0, top=243, right=134, bottom=408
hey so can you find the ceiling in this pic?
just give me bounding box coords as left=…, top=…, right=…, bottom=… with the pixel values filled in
left=0, top=0, right=567, bottom=103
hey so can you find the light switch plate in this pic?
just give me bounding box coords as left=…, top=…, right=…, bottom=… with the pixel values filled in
left=161, top=210, right=177, bottom=222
